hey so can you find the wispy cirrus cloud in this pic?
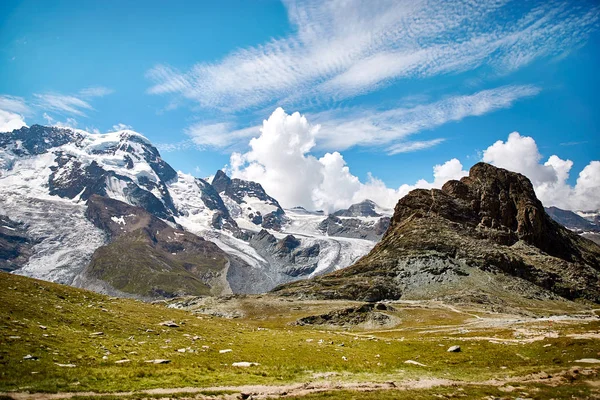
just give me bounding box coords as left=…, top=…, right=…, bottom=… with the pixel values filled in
left=78, top=86, right=114, bottom=98
left=159, top=84, right=539, bottom=153
left=146, top=0, right=598, bottom=113
left=0, top=95, right=31, bottom=114
left=34, top=93, right=94, bottom=116
left=386, top=139, right=446, bottom=155
left=156, top=122, right=259, bottom=153
left=34, top=86, right=114, bottom=117
left=313, top=84, right=541, bottom=152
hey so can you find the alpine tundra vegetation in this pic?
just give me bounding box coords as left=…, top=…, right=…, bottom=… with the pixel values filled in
left=1, top=0, right=600, bottom=398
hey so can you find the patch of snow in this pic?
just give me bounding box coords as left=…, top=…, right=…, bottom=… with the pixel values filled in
left=111, top=216, right=126, bottom=225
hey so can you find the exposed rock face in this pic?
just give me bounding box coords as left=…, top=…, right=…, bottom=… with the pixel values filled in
left=273, top=163, right=600, bottom=304
left=213, top=170, right=288, bottom=230
left=0, top=125, right=81, bottom=156
left=318, top=215, right=390, bottom=240
left=75, top=195, right=237, bottom=298
left=248, top=229, right=320, bottom=278
left=0, top=216, right=38, bottom=272
left=332, top=200, right=382, bottom=217
left=295, top=303, right=396, bottom=327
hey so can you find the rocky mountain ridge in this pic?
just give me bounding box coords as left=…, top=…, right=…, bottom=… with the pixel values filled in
left=273, top=163, right=600, bottom=306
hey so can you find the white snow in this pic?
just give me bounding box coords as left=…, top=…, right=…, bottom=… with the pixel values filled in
left=111, top=216, right=126, bottom=225
left=0, top=126, right=379, bottom=291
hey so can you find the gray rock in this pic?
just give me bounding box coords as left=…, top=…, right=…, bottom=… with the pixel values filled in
left=447, top=345, right=461, bottom=352
left=159, top=321, right=180, bottom=328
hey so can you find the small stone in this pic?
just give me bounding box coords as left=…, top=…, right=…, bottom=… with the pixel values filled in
left=159, top=321, right=179, bottom=328
left=573, top=358, right=600, bottom=363
left=55, top=363, right=76, bottom=368
left=23, top=354, right=38, bottom=360
left=404, top=360, right=427, bottom=367
left=177, top=348, right=186, bottom=353
left=39, top=325, right=47, bottom=330
left=90, top=332, right=104, bottom=336
left=342, top=356, right=348, bottom=361
left=145, top=359, right=171, bottom=364
left=115, top=359, right=130, bottom=364
left=447, top=345, right=461, bottom=352
left=102, top=356, right=108, bottom=360
left=219, top=349, right=233, bottom=354
left=232, top=362, right=260, bottom=367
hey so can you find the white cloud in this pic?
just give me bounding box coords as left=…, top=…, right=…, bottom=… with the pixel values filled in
left=0, top=95, right=29, bottom=132
left=33, top=87, right=113, bottom=117
left=314, top=85, right=540, bottom=152
left=0, top=109, right=27, bottom=132
left=387, top=139, right=445, bottom=155
left=482, top=132, right=600, bottom=210
left=78, top=86, right=114, bottom=98
left=0, top=95, right=30, bottom=114
left=147, top=0, right=598, bottom=112
left=229, top=108, right=468, bottom=212
left=185, top=122, right=259, bottom=149
left=42, top=112, right=78, bottom=128
left=110, top=123, right=133, bottom=131
left=159, top=85, right=538, bottom=152
left=34, top=93, right=93, bottom=116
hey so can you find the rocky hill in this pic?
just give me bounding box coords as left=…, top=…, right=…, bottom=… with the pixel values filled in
left=273, top=163, right=600, bottom=306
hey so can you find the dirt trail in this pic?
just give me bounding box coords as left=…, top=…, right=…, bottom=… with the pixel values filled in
left=4, top=368, right=598, bottom=400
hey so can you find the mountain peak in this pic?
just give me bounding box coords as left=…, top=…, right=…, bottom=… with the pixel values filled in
left=332, top=199, right=382, bottom=217
left=274, top=162, right=600, bottom=304
left=212, top=169, right=231, bottom=193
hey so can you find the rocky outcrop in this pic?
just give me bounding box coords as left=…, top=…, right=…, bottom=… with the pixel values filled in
left=248, top=229, right=320, bottom=278
left=318, top=215, right=390, bottom=240
left=213, top=170, right=288, bottom=230
left=273, top=163, right=600, bottom=305
left=0, top=216, right=38, bottom=272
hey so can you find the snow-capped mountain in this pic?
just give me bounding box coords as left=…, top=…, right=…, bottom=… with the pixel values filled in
left=545, top=206, right=600, bottom=245
left=0, top=124, right=389, bottom=297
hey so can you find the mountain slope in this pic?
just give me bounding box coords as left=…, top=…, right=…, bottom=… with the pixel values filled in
left=273, top=163, right=600, bottom=305
left=546, top=206, right=600, bottom=232
left=73, top=195, right=235, bottom=298
left=0, top=125, right=382, bottom=296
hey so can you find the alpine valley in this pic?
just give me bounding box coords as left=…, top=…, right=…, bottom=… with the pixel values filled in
left=2, top=125, right=600, bottom=399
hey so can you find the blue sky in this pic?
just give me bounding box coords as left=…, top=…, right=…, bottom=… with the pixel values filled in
left=0, top=0, right=599, bottom=210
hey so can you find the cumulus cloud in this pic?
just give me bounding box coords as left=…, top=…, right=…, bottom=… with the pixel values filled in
left=229, top=108, right=468, bottom=212
left=482, top=132, right=600, bottom=210
left=0, top=109, right=27, bottom=132
left=0, top=95, right=29, bottom=132
left=147, top=0, right=598, bottom=112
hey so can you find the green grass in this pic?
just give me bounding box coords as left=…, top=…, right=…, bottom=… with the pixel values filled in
left=1, top=272, right=599, bottom=398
